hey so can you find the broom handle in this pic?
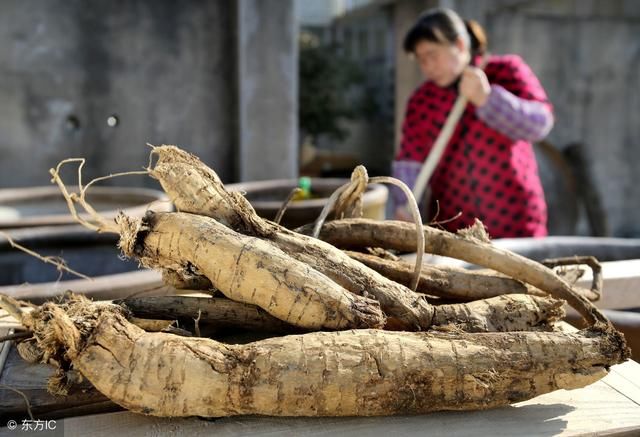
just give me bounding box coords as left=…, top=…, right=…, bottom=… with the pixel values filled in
left=410, top=56, right=489, bottom=206
left=410, top=95, right=468, bottom=204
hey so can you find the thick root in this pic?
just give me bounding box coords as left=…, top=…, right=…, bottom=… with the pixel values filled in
left=118, top=295, right=299, bottom=334
left=148, top=145, right=273, bottom=237
left=116, top=211, right=384, bottom=330
left=346, top=250, right=545, bottom=300
left=148, top=146, right=433, bottom=329
left=16, top=298, right=630, bottom=417
left=432, top=294, right=565, bottom=332
left=146, top=146, right=560, bottom=333
left=272, top=229, right=434, bottom=329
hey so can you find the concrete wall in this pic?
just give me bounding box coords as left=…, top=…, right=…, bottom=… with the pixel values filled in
left=0, top=0, right=297, bottom=188
left=237, top=0, right=298, bottom=181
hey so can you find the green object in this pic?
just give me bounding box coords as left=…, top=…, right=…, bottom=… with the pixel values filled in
left=298, top=177, right=312, bottom=199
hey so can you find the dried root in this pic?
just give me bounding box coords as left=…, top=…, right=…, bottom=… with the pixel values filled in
left=115, top=211, right=385, bottom=330
left=346, top=250, right=545, bottom=300
left=0, top=145, right=629, bottom=419
left=2, top=296, right=629, bottom=417
left=143, top=145, right=563, bottom=333
left=117, top=295, right=299, bottom=334
left=297, top=218, right=605, bottom=326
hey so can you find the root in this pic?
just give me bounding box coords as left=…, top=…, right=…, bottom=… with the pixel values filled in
left=542, top=256, right=603, bottom=301
left=274, top=188, right=303, bottom=225
left=297, top=218, right=609, bottom=327
left=431, top=294, right=565, bottom=332
left=8, top=297, right=630, bottom=417
left=49, top=158, right=148, bottom=234
left=311, top=167, right=425, bottom=292
left=369, top=175, right=425, bottom=292
left=147, top=145, right=275, bottom=237
left=28, top=145, right=632, bottom=417
left=117, top=295, right=300, bottom=334
left=116, top=211, right=385, bottom=330
left=0, top=231, right=90, bottom=280
left=143, top=146, right=568, bottom=332
left=346, top=250, right=544, bottom=300
left=148, top=147, right=432, bottom=329
left=311, top=166, right=367, bottom=237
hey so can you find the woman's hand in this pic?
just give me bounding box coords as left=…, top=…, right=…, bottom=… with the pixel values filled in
left=459, top=66, right=491, bottom=107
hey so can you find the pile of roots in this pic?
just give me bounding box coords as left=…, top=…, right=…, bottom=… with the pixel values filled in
left=0, top=145, right=629, bottom=417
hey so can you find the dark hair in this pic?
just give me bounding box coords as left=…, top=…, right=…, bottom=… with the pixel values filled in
left=403, top=8, right=487, bottom=56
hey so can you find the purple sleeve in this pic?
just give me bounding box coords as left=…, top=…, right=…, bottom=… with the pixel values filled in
left=476, top=84, right=554, bottom=142
left=390, top=160, right=423, bottom=208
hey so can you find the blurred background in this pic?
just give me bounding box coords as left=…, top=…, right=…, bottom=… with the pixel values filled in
left=0, top=0, right=639, bottom=237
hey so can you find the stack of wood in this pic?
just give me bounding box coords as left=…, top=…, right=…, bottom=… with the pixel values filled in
left=0, top=145, right=630, bottom=420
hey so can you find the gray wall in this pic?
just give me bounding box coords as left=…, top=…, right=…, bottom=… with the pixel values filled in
left=0, top=0, right=297, bottom=188
left=238, top=0, right=298, bottom=181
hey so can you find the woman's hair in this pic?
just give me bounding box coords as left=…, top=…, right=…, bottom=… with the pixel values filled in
left=403, top=7, right=487, bottom=56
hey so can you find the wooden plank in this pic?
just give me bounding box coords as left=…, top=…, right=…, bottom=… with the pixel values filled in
left=600, top=359, right=640, bottom=404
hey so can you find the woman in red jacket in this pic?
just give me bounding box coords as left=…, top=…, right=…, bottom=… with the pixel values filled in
left=392, top=8, right=553, bottom=238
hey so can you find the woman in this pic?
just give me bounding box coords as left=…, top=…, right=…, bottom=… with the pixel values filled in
left=392, top=8, right=552, bottom=238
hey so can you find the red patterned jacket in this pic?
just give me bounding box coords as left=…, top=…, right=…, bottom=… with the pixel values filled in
left=393, top=54, right=552, bottom=238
